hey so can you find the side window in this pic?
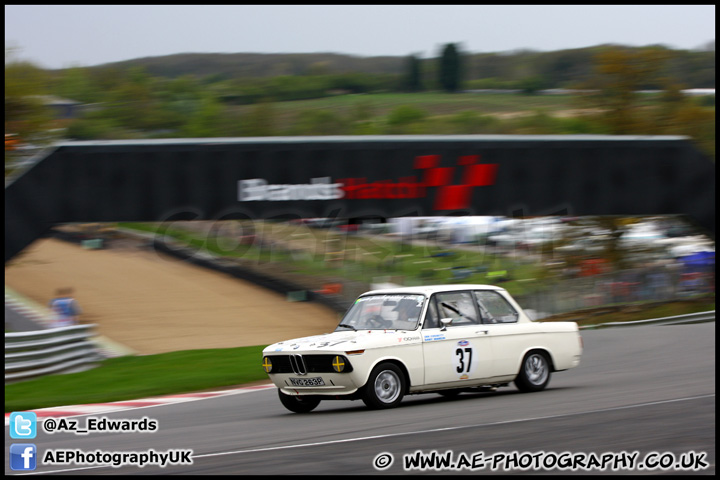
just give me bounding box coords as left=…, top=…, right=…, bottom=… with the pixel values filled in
left=474, top=291, right=519, bottom=324
left=423, top=298, right=439, bottom=329
left=435, top=291, right=478, bottom=326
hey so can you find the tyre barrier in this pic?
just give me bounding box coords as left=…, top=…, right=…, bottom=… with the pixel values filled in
left=5, top=324, right=104, bottom=384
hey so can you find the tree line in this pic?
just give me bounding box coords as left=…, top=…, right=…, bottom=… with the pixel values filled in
left=5, top=42, right=716, bottom=171
left=84, top=42, right=715, bottom=90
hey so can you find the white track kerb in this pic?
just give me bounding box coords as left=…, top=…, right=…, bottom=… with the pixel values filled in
left=5, top=384, right=275, bottom=426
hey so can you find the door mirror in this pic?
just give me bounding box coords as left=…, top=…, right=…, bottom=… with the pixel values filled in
left=440, top=317, right=453, bottom=331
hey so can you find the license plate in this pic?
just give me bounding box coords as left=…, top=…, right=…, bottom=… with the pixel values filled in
left=289, top=377, right=325, bottom=387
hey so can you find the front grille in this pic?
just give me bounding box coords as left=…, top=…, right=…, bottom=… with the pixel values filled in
left=289, top=355, right=306, bottom=375
left=266, top=354, right=353, bottom=374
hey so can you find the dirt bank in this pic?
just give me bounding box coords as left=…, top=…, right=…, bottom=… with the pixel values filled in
left=5, top=238, right=341, bottom=354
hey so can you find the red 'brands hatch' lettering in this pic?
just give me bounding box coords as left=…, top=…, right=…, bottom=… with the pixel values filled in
left=236, top=155, right=498, bottom=211
left=337, top=177, right=425, bottom=200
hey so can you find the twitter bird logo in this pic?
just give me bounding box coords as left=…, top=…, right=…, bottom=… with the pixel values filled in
left=10, top=412, right=37, bottom=439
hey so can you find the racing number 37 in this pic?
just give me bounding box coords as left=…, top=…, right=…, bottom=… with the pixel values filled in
left=455, top=347, right=473, bottom=373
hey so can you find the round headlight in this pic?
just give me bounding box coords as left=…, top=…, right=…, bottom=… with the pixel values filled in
left=332, top=355, right=346, bottom=373
left=262, top=356, right=273, bottom=373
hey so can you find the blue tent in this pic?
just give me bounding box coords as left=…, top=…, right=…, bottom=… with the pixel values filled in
left=679, top=251, right=715, bottom=269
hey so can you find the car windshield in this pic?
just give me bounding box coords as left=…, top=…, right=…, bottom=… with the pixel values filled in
left=336, top=294, right=425, bottom=331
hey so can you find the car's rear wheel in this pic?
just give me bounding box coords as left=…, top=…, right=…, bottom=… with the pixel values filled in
left=514, top=351, right=551, bottom=392
left=362, top=363, right=406, bottom=409
left=278, top=389, right=321, bottom=413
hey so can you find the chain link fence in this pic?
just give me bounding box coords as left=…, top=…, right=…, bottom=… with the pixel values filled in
left=515, top=266, right=714, bottom=319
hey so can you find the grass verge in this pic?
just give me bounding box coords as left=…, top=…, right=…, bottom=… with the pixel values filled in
left=5, top=345, right=269, bottom=413
left=117, top=221, right=547, bottom=298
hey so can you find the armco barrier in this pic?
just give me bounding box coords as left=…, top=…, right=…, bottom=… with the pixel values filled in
left=580, top=310, right=715, bottom=329
left=5, top=324, right=104, bottom=383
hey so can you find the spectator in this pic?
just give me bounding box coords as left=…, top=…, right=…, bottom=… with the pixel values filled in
left=49, top=288, right=82, bottom=327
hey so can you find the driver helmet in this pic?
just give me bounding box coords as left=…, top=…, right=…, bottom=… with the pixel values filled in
left=393, top=298, right=419, bottom=320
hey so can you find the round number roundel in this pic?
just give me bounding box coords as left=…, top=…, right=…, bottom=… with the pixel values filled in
left=452, top=340, right=476, bottom=379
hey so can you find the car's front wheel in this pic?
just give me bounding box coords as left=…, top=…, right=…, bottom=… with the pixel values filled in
left=362, top=363, right=406, bottom=409
left=514, top=351, right=551, bottom=392
left=278, top=389, right=321, bottom=413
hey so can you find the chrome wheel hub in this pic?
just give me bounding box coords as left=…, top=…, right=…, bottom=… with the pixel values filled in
left=526, top=354, right=548, bottom=385
left=374, top=370, right=401, bottom=403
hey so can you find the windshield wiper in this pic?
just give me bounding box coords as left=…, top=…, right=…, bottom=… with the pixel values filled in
left=337, top=323, right=356, bottom=331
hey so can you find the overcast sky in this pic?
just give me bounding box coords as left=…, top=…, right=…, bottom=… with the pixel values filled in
left=5, top=5, right=716, bottom=70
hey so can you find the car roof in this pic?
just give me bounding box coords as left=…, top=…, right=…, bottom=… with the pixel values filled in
left=361, top=284, right=507, bottom=297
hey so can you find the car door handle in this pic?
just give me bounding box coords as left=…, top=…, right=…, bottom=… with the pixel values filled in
left=476, top=330, right=489, bottom=335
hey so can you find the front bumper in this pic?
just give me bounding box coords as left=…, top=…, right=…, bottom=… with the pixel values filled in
left=263, top=352, right=365, bottom=397
left=269, top=372, right=363, bottom=396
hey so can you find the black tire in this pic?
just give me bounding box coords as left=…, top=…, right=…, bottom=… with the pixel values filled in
left=278, top=389, right=321, bottom=413
left=362, top=363, right=406, bottom=409
left=514, top=351, right=551, bottom=392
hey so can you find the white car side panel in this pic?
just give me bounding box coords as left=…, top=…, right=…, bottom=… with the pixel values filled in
left=421, top=326, right=494, bottom=386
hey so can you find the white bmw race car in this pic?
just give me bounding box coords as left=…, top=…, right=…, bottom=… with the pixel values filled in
left=262, top=284, right=582, bottom=412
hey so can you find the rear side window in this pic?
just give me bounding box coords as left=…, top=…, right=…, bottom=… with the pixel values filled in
left=433, top=291, right=479, bottom=326
left=474, top=290, right=519, bottom=324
